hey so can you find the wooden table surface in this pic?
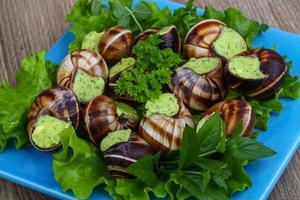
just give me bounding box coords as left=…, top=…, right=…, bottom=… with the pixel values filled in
left=0, top=0, right=299, bottom=199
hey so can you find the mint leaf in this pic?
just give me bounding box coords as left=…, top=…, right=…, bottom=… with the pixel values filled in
left=195, top=158, right=232, bottom=191
left=179, top=125, right=202, bottom=168
left=127, top=153, right=161, bottom=186
left=226, top=134, right=276, bottom=162
left=225, top=160, right=252, bottom=195
left=197, top=112, right=226, bottom=154
left=170, top=171, right=228, bottom=200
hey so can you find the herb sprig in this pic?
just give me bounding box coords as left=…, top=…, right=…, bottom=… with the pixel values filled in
left=115, top=35, right=183, bottom=102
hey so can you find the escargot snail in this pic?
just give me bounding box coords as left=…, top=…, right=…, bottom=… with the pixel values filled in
left=27, top=87, right=80, bottom=151
left=139, top=93, right=195, bottom=152
left=170, top=56, right=226, bottom=111
left=84, top=95, right=138, bottom=144
left=98, top=26, right=133, bottom=64
left=57, top=49, right=108, bottom=104
left=225, top=49, right=288, bottom=99
left=184, top=19, right=247, bottom=60
left=104, top=134, right=153, bottom=178
left=133, top=26, right=181, bottom=53
left=201, top=99, right=254, bottom=137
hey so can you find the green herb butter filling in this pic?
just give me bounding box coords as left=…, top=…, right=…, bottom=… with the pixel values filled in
left=228, top=56, right=268, bottom=79
left=31, top=115, right=71, bottom=149
left=109, top=57, right=136, bottom=79
left=116, top=101, right=138, bottom=120
left=73, top=69, right=105, bottom=103
left=81, top=31, right=104, bottom=51
left=145, top=93, right=179, bottom=117
left=158, top=25, right=175, bottom=35
left=100, top=129, right=131, bottom=152
left=184, top=57, right=220, bottom=75
left=213, top=27, right=248, bottom=59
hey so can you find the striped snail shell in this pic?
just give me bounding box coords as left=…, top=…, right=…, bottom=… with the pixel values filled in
left=27, top=87, right=80, bottom=151
left=133, top=28, right=160, bottom=45
left=139, top=100, right=195, bottom=152
left=104, top=135, right=152, bottom=178
left=170, top=56, right=226, bottom=111
left=57, top=49, right=108, bottom=103
left=98, top=26, right=133, bottom=64
left=204, top=99, right=254, bottom=137
left=84, top=95, right=138, bottom=144
left=225, top=49, right=288, bottom=99
left=133, top=26, right=181, bottom=53
left=184, top=19, right=247, bottom=60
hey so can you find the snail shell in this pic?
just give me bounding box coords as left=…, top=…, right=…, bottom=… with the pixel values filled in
left=184, top=19, right=247, bottom=60
left=204, top=99, right=254, bottom=137
left=139, top=100, right=195, bottom=152
left=133, top=28, right=160, bottom=45
left=225, top=49, right=287, bottom=99
left=98, top=26, right=133, bottom=64
left=133, top=26, right=181, bottom=53
left=184, top=19, right=225, bottom=59
left=104, top=135, right=153, bottom=178
left=27, top=87, right=80, bottom=151
left=170, top=57, right=226, bottom=111
left=84, top=95, right=138, bottom=144
left=57, top=49, right=108, bottom=94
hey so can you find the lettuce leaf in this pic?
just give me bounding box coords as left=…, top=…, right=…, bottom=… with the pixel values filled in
left=0, top=51, right=56, bottom=151
left=203, top=7, right=268, bottom=47
left=52, top=127, right=110, bottom=199
left=279, top=60, right=300, bottom=99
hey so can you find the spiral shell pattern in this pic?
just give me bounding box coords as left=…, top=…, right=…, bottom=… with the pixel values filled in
left=226, top=49, right=287, bottom=99
left=84, top=95, right=138, bottom=144
left=27, top=87, right=80, bottom=149
left=184, top=19, right=224, bottom=59
left=99, top=26, right=133, bottom=64
left=205, top=99, right=254, bottom=137
left=104, top=136, right=153, bottom=178
left=57, top=49, right=108, bottom=89
left=139, top=100, right=195, bottom=152
left=170, top=58, right=225, bottom=111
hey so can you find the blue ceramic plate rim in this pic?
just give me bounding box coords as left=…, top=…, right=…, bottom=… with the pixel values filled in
left=0, top=0, right=299, bottom=200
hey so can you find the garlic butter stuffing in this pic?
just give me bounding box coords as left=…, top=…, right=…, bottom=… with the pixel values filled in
left=1, top=1, right=300, bottom=200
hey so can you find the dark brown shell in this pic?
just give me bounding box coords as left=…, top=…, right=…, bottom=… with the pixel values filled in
left=57, top=49, right=108, bottom=90
left=133, top=28, right=160, bottom=45
left=158, top=26, right=181, bottom=53
left=204, top=99, right=254, bottom=137
left=104, top=136, right=153, bottom=178
left=84, top=95, right=138, bottom=144
left=184, top=19, right=224, bottom=59
left=133, top=27, right=181, bottom=53
left=98, top=26, right=133, bottom=64
left=170, top=57, right=226, bottom=111
left=139, top=99, right=195, bottom=152
left=27, top=87, right=80, bottom=151
left=225, top=49, right=287, bottom=99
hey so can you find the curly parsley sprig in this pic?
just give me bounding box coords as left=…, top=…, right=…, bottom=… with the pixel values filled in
left=115, top=35, right=183, bottom=103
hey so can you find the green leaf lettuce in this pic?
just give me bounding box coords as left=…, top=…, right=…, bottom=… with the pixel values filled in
left=0, top=51, right=56, bottom=151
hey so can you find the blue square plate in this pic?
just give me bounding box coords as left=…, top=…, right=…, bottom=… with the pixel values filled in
left=0, top=0, right=299, bottom=200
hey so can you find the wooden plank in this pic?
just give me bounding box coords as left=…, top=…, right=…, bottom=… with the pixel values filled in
left=0, top=0, right=299, bottom=199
